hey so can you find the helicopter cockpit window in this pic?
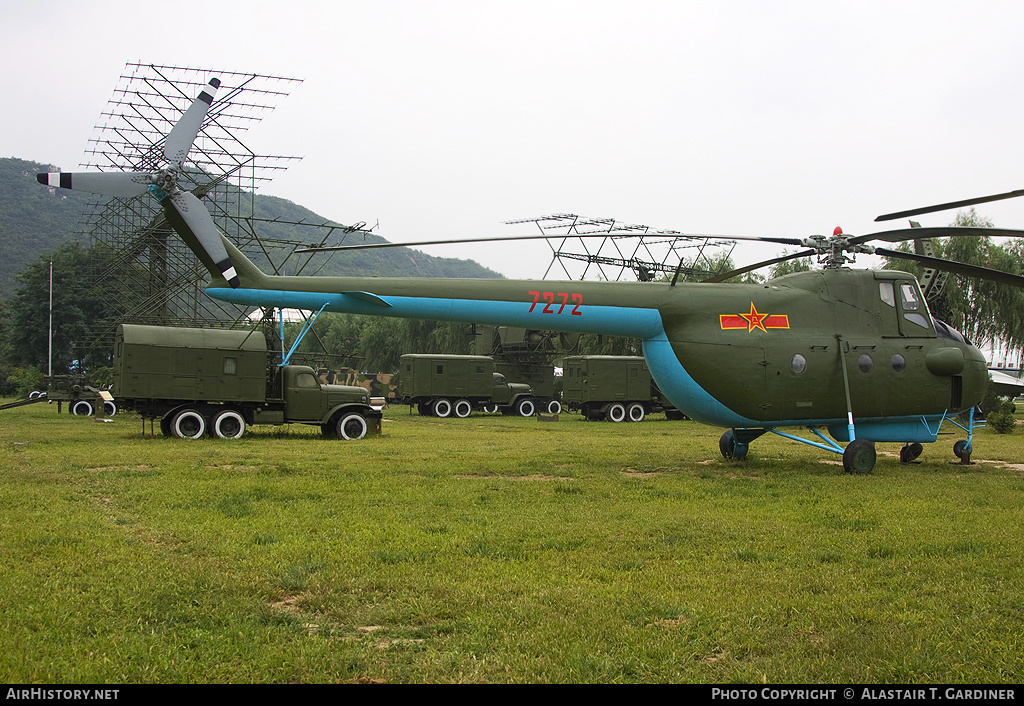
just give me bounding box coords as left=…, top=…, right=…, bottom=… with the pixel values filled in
left=879, top=282, right=896, bottom=308
left=899, top=284, right=931, bottom=330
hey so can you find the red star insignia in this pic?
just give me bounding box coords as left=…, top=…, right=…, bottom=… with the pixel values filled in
left=739, top=302, right=768, bottom=332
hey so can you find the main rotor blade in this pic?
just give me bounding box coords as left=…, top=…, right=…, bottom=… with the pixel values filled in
left=848, top=226, right=1024, bottom=246
left=294, top=232, right=806, bottom=254
left=875, top=247, right=1024, bottom=288
left=36, top=171, right=151, bottom=198
left=165, top=78, right=221, bottom=169
left=167, top=190, right=239, bottom=287
left=875, top=189, right=1024, bottom=222
left=699, top=249, right=817, bottom=283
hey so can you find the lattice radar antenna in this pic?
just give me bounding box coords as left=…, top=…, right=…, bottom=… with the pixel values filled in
left=507, top=214, right=737, bottom=282
left=55, top=64, right=357, bottom=343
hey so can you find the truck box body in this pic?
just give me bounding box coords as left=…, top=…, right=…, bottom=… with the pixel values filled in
left=399, top=354, right=496, bottom=400
left=114, top=324, right=269, bottom=403
left=562, top=356, right=651, bottom=404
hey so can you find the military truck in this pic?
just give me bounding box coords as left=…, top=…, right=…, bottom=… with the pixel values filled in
left=397, top=354, right=538, bottom=417
left=562, top=355, right=683, bottom=421
left=113, top=324, right=382, bottom=439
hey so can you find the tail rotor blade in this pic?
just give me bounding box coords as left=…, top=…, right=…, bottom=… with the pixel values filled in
left=36, top=171, right=151, bottom=198
left=164, top=78, right=221, bottom=168
left=167, top=190, right=239, bottom=287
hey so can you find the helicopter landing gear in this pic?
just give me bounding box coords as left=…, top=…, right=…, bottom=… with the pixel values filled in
left=953, top=439, right=972, bottom=464
left=843, top=439, right=876, bottom=474
left=899, top=442, right=924, bottom=464
left=719, top=428, right=766, bottom=462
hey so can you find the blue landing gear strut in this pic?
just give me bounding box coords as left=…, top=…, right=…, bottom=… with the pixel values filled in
left=950, top=407, right=979, bottom=464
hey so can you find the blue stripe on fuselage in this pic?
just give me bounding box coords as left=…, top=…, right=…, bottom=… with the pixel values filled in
left=206, top=287, right=666, bottom=339
left=642, top=332, right=758, bottom=428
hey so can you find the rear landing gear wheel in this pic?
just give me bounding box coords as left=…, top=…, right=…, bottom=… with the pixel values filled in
left=953, top=439, right=972, bottom=464
left=843, top=439, right=876, bottom=474
left=899, top=442, right=923, bottom=464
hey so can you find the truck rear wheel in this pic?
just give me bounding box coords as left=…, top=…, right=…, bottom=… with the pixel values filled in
left=336, top=412, right=368, bottom=440
left=433, top=399, right=453, bottom=418
left=515, top=398, right=536, bottom=417
left=103, top=400, right=118, bottom=416
left=628, top=403, right=646, bottom=422
left=454, top=399, right=473, bottom=418
left=546, top=400, right=562, bottom=414
left=482, top=403, right=499, bottom=414
left=212, top=410, right=246, bottom=439
left=171, top=408, right=206, bottom=439
left=71, top=400, right=93, bottom=416
left=607, top=403, right=626, bottom=423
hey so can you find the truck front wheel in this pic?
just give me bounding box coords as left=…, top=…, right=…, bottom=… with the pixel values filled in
left=336, top=412, right=369, bottom=440
left=212, top=410, right=246, bottom=439
left=171, top=408, right=206, bottom=439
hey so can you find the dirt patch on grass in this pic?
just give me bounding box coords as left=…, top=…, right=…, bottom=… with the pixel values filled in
left=87, top=464, right=155, bottom=473
left=454, top=472, right=565, bottom=481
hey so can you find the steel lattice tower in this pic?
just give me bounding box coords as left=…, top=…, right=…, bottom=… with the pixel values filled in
left=73, top=63, right=305, bottom=346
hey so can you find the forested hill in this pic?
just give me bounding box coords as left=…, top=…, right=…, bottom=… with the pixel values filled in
left=0, top=157, right=502, bottom=299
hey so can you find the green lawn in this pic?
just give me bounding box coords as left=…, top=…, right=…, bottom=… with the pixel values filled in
left=1, top=402, right=1022, bottom=683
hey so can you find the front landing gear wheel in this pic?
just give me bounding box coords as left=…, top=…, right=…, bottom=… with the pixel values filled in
left=843, top=439, right=876, bottom=474
left=899, top=442, right=923, bottom=464
left=719, top=430, right=748, bottom=461
left=953, top=439, right=972, bottom=464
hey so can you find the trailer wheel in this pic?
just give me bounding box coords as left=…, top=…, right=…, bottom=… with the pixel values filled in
left=515, top=398, right=536, bottom=417
left=433, top=399, right=453, bottom=418
left=103, top=400, right=118, bottom=416
left=212, top=410, right=246, bottom=439
left=628, top=403, right=646, bottom=422
left=607, top=403, right=626, bottom=423
left=336, top=412, right=368, bottom=440
left=171, top=408, right=206, bottom=439
left=454, top=399, right=473, bottom=418
left=71, top=400, right=93, bottom=416
left=546, top=400, right=562, bottom=414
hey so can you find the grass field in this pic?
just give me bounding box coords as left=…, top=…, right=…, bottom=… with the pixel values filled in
left=1, top=401, right=1022, bottom=683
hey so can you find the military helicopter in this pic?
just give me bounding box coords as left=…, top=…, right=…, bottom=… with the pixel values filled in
left=38, top=78, right=1024, bottom=473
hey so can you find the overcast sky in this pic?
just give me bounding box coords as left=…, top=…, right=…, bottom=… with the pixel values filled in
left=4, top=0, right=1023, bottom=279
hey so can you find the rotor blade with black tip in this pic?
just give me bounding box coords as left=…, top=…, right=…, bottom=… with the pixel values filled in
left=699, top=249, right=817, bottom=283
left=875, top=247, right=1024, bottom=288
left=167, top=190, right=239, bottom=287
left=875, top=189, right=1024, bottom=222
left=165, top=78, right=221, bottom=169
left=294, top=232, right=806, bottom=254
left=847, top=226, right=1024, bottom=246
left=36, top=171, right=151, bottom=198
